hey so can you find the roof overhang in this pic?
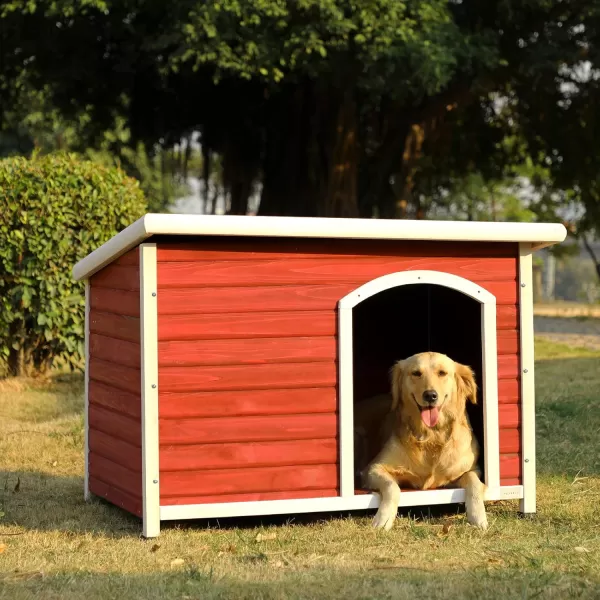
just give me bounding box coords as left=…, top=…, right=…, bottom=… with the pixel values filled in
left=73, top=214, right=568, bottom=281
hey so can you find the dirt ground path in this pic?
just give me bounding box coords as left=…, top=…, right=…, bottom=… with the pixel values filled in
left=534, top=315, right=600, bottom=350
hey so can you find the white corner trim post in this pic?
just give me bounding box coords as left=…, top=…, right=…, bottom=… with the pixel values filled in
left=519, top=244, right=536, bottom=514
left=140, top=243, right=161, bottom=538
left=338, top=270, right=500, bottom=495
left=84, top=280, right=91, bottom=501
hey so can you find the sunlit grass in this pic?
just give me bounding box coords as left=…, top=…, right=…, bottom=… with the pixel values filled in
left=0, top=339, right=598, bottom=598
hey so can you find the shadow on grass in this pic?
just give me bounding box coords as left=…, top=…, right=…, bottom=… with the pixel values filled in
left=1, top=565, right=597, bottom=600
left=0, top=468, right=475, bottom=539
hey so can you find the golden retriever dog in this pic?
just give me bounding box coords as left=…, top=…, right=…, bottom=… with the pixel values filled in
left=354, top=352, right=488, bottom=531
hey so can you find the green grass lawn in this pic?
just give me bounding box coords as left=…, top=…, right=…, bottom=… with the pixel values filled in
left=0, top=340, right=599, bottom=599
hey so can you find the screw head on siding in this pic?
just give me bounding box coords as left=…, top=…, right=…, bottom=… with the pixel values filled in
left=521, top=283, right=526, bottom=287
left=152, top=292, right=157, bottom=297
left=151, top=384, right=157, bottom=389
left=523, top=369, right=529, bottom=374
left=153, top=479, right=158, bottom=484
left=524, top=459, right=530, bottom=463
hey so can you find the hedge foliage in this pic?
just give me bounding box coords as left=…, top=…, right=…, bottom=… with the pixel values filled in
left=0, top=153, right=146, bottom=376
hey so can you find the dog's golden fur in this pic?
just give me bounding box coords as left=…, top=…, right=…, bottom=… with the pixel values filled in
left=354, top=352, right=488, bottom=531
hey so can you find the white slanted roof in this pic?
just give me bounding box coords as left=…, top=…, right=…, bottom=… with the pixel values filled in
left=73, top=213, right=567, bottom=280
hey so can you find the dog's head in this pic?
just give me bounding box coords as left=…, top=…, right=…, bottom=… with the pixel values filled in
left=390, top=352, right=477, bottom=429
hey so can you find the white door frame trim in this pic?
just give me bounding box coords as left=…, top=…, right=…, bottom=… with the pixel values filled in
left=337, top=270, right=500, bottom=498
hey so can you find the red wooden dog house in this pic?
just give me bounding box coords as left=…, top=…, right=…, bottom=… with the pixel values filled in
left=73, top=214, right=566, bottom=537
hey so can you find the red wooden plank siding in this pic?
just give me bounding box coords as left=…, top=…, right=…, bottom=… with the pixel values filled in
left=89, top=333, right=140, bottom=369
left=88, top=248, right=142, bottom=514
left=157, top=238, right=522, bottom=504
left=157, top=257, right=516, bottom=288
left=158, top=336, right=336, bottom=367
left=89, top=477, right=143, bottom=517
left=159, top=311, right=336, bottom=341
left=159, top=287, right=519, bottom=316
left=160, top=387, right=337, bottom=419
left=161, top=489, right=339, bottom=506
left=157, top=238, right=517, bottom=261
left=159, top=362, right=336, bottom=393
left=88, top=404, right=141, bottom=447
left=90, top=288, right=140, bottom=318
left=160, top=464, right=338, bottom=498
left=160, top=439, right=338, bottom=471
left=160, top=414, right=338, bottom=445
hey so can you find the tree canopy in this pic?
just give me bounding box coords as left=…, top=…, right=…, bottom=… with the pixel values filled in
left=2, top=1, right=600, bottom=224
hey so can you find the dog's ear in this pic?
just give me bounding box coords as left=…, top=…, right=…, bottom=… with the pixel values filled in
left=390, top=360, right=405, bottom=412
left=455, top=363, right=478, bottom=404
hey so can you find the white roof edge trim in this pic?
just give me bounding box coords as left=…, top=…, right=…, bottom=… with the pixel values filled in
left=72, top=213, right=568, bottom=281
left=338, top=270, right=496, bottom=309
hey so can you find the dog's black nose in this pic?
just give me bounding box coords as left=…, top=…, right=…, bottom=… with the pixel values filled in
left=422, top=390, right=438, bottom=404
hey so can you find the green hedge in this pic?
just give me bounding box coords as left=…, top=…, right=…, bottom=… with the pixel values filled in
left=0, top=153, right=146, bottom=377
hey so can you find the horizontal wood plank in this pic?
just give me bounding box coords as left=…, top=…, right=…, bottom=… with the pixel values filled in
left=157, top=283, right=518, bottom=316
left=159, top=413, right=338, bottom=445
left=92, top=264, right=140, bottom=291
left=160, top=488, right=339, bottom=505
left=500, top=454, right=521, bottom=479
left=158, top=311, right=335, bottom=341
left=500, top=478, right=521, bottom=486
left=499, top=404, right=521, bottom=429
left=160, top=464, right=338, bottom=497
left=159, top=336, right=336, bottom=367
left=497, top=305, right=518, bottom=330
left=89, top=452, right=142, bottom=498
left=498, top=379, right=519, bottom=404
left=157, top=257, right=517, bottom=288
left=90, top=333, right=140, bottom=370
left=89, top=357, right=141, bottom=396
left=114, top=248, right=140, bottom=266
left=90, top=287, right=140, bottom=318
left=157, top=239, right=518, bottom=261
left=89, top=379, right=141, bottom=419
left=89, top=476, right=143, bottom=517
left=159, top=362, right=336, bottom=393
left=88, top=404, right=141, bottom=447
left=89, top=311, right=140, bottom=344
left=499, top=428, right=521, bottom=454
left=497, top=330, right=519, bottom=356
left=160, top=438, right=338, bottom=471
left=159, top=387, right=337, bottom=419
left=498, top=354, right=520, bottom=379
left=89, top=429, right=142, bottom=472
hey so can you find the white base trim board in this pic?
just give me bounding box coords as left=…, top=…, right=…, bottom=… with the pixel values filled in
left=160, top=486, right=523, bottom=521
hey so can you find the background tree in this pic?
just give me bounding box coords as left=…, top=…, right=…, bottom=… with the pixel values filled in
left=2, top=0, right=600, bottom=223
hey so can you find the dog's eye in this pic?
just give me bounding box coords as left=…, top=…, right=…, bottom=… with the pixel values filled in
left=438, top=370, right=447, bottom=377
left=412, top=370, right=422, bottom=377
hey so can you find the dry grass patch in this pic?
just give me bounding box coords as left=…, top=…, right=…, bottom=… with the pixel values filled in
left=0, top=340, right=599, bottom=599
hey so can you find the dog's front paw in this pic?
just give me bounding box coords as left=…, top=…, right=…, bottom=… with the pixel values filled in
left=372, top=503, right=397, bottom=531
left=467, top=505, right=488, bottom=530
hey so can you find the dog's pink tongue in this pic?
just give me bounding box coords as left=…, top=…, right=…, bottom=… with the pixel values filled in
left=421, top=407, right=440, bottom=427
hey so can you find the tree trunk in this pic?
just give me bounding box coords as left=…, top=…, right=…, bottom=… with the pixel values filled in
left=394, top=124, right=425, bottom=218
left=323, top=91, right=359, bottom=218
left=582, top=235, right=600, bottom=282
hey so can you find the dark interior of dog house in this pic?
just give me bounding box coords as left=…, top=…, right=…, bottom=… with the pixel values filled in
left=352, top=283, right=485, bottom=490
